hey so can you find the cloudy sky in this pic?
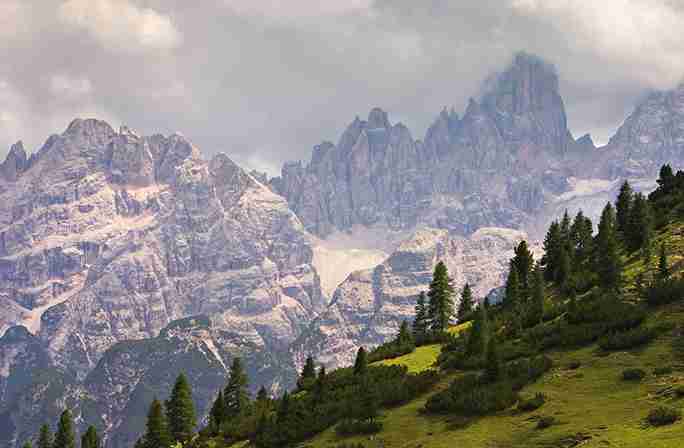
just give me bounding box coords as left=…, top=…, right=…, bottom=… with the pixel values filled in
left=2, top=0, right=684, bottom=175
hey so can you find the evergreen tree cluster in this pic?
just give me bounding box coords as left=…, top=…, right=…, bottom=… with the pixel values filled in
left=28, top=412, right=101, bottom=448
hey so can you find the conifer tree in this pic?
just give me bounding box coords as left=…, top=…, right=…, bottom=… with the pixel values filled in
left=314, top=365, right=328, bottom=403
left=484, top=334, right=500, bottom=383
left=412, top=291, right=429, bottom=339
left=209, top=390, right=227, bottom=434
left=354, top=376, right=379, bottom=424
left=616, top=180, right=633, bottom=235
left=353, top=347, right=368, bottom=376
left=542, top=221, right=562, bottom=281
left=298, top=356, right=316, bottom=389
left=595, top=202, right=622, bottom=291
left=466, top=304, right=488, bottom=357
left=396, top=320, right=414, bottom=346
left=81, top=426, right=100, bottom=448
left=427, top=261, right=455, bottom=332
left=571, top=210, right=593, bottom=264
left=256, top=385, right=269, bottom=403
left=657, top=243, right=670, bottom=282
left=53, top=409, right=76, bottom=448
left=511, top=241, right=534, bottom=291
left=166, top=373, right=196, bottom=444
left=143, top=398, right=171, bottom=448
left=457, top=283, right=475, bottom=322
left=657, top=164, right=675, bottom=193
left=504, top=264, right=520, bottom=309
left=560, top=210, right=572, bottom=248
left=37, top=424, right=52, bottom=448
left=557, top=247, right=571, bottom=288
left=626, top=192, right=652, bottom=252
left=276, top=391, right=290, bottom=424
left=529, top=265, right=545, bottom=325
left=224, top=358, right=250, bottom=419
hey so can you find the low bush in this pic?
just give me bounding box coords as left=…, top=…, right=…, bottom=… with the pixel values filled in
left=653, top=366, right=674, bottom=376
left=368, top=341, right=415, bottom=363
left=645, top=278, right=684, bottom=307
left=622, top=368, right=647, bottom=381
left=598, top=326, right=655, bottom=351
left=335, top=420, right=382, bottom=436
left=566, top=361, right=581, bottom=370
left=647, top=406, right=681, bottom=426
left=517, top=393, right=546, bottom=412
left=536, top=416, right=556, bottom=429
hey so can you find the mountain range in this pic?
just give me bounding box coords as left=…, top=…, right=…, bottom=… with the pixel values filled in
left=2, top=51, right=684, bottom=447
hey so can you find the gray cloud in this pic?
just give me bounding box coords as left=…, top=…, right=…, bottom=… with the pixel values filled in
left=2, top=0, right=684, bottom=175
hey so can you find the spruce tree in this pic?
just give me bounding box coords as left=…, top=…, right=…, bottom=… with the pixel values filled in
left=615, top=180, right=633, bottom=235
left=37, top=424, right=52, bottom=448
left=427, top=261, right=455, bottom=332
left=557, top=247, right=571, bottom=288
left=511, top=241, right=534, bottom=291
left=658, top=243, right=670, bottom=282
left=314, top=366, right=328, bottom=403
left=657, top=164, right=675, bottom=193
left=355, top=376, right=379, bottom=424
left=224, top=358, right=250, bottom=419
left=143, top=398, right=171, bottom=448
left=466, top=304, right=488, bottom=357
left=81, top=426, right=100, bottom=448
left=457, top=283, right=475, bottom=322
left=571, top=211, right=593, bottom=264
left=256, top=385, right=269, bottom=403
left=542, top=221, right=562, bottom=282
left=626, top=192, right=652, bottom=252
left=595, top=202, right=622, bottom=292
left=353, top=347, right=368, bottom=376
left=560, top=210, right=572, bottom=248
left=298, top=355, right=316, bottom=389
left=529, top=265, right=545, bottom=325
left=396, top=320, right=414, bottom=346
left=484, top=335, right=500, bottom=383
left=209, top=390, right=227, bottom=434
left=53, top=409, right=76, bottom=448
left=166, top=373, right=196, bottom=444
left=412, top=291, right=429, bottom=339
left=504, top=264, right=520, bottom=309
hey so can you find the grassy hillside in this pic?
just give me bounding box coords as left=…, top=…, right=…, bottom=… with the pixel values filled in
left=301, top=224, right=684, bottom=448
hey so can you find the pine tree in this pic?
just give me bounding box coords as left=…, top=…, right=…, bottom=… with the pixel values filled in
left=466, top=304, right=488, bottom=357
left=143, top=398, right=171, bottom=448
left=542, top=221, right=562, bottom=282
left=412, top=291, right=429, bottom=339
left=396, top=320, right=414, bottom=346
left=354, top=376, right=379, bottom=424
left=657, top=243, right=670, bottom=282
left=224, top=358, right=250, bottom=419
left=571, top=210, right=593, bottom=264
left=298, top=355, right=316, bottom=389
left=560, top=210, right=572, bottom=248
left=209, top=390, right=227, bottom=434
left=53, top=409, right=76, bottom=448
left=166, top=373, right=197, bottom=444
left=484, top=335, right=500, bottom=383
left=457, top=283, right=475, bottom=322
left=595, top=202, right=622, bottom=291
left=37, top=424, right=52, bottom=448
left=615, top=180, right=633, bottom=235
left=80, top=426, right=100, bottom=448
left=504, top=264, right=520, bottom=308
left=427, top=261, right=455, bottom=332
left=256, top=385, right=269, bottom=403
left=557, top=247, right=571, bottom=288
left=314, top=366, right=328, bottom=403
left=511, top=241, right=534, bottom=291
left=529, top=265, right=545, bottom=325
left=353, top=347, right=368, bottom=376
left=657, top=164, right=675, bottom=193
left=626, top=192, right=652, bottom=252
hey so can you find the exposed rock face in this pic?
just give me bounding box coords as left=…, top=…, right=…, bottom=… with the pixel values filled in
left=294, top=227, right=537, bottom=369
left=272, top=53, right=589, bottom=238
left=0, top=119, right=322, bottom=447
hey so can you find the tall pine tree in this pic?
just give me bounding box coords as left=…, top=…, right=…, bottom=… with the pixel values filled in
left=626, top=192, right=652, bottom=252
left=209, top=390, right=227, bottom=434
left=166, top=373, right=196, bottom=444
left=396, top=320, right=414, bottom=346
left=53, top=409, right=76, bottom=448
left=504, top=264, right=520, bottom=309
left=224, top=358, right=250, bottom=420
left=657, top=243, right=670, bottom=282
left=353, top=347, right=368, bottom=376
left=457, top=283, right=475, bottom=322
left=529, top=264, right=545, bottom=325
left=542, top=221, right=562, bottom=282
left=412, top=291, right=429, bottom=339
left=427, top=261, right=455, bottom=332
left=511, top=241, right=534, bottom=291
left=37, top=424, right=52, bottom=448
left=615, top=180, right=633, bottom=235
left=466, top=303, right=488, bottom=357
left=142, top=398, right=171, bottom=448
left=81, top=426, right=100, bottom=448
left=298, top=356, right=316, bottom=389
left=595, top=203, right=622, bottom=292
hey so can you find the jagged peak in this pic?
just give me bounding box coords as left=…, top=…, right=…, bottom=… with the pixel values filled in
left=65, top=117, right=116, bottom=136
left=367, top=107, right=390, bottom=129
left=576, top=133, right=595, bottom=147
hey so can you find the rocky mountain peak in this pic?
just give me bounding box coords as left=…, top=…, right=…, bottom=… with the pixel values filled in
left=367, top=107, right=391, bottom=129
left=0, top=141, right=28, bottom=181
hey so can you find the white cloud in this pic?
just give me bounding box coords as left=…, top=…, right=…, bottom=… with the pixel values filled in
left=511, top=0, right=684, bottom=87
left=58, top=0, right=182, bottom=51
left=222, top=0, right=373, bottom=23
left=49, top=74, right=93, bottom=98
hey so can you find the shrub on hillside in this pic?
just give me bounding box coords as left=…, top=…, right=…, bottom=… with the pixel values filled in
left=517, top=393, right=546, bottom=412
left=335, top=419, right=382, bottom=436
left=598, top=327, right=656, bottom=351
left=536, top=416, right=556, bottom=429
left=653, top=366, right=673, bottom=376
left=622, top=368, right=646, bottom=381
left=645, top=278, right=684, bottom=306
left=647, top=406, right=681, bottom=426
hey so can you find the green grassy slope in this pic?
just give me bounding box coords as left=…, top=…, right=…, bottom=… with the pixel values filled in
left=302, top=225, right=684, bottom=448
